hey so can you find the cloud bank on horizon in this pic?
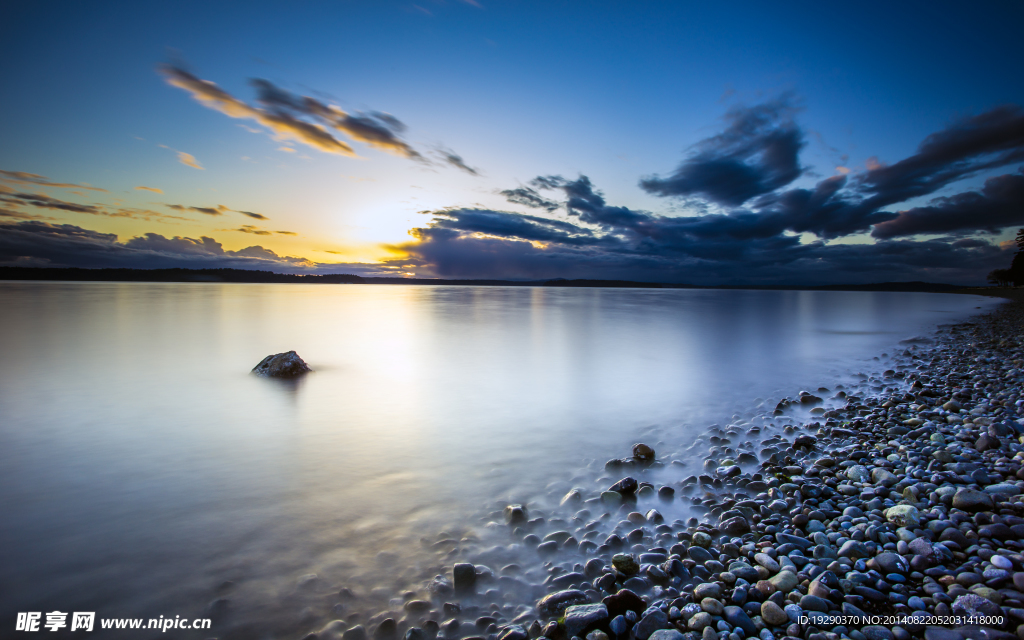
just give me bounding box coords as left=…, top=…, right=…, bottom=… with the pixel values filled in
left=2, top=99, right=1024, bottom=284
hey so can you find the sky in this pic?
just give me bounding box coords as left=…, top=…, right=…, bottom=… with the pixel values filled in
left=1, top=0, right=1023, bottom=285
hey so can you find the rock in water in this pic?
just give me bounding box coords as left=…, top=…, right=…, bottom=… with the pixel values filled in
left=252, top=351, right=312, bottom=377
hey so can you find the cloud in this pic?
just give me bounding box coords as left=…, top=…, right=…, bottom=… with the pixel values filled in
left=0, top=170, right=107, bottom=192
left=388, top=201, right=1009, bottom=285
left=160, top=65, right=356, bottom=156
left=437, top=149, right=479, bottom=176
left=871, top=169, right=1024, bottom=239
left=238, top=210, right=268, bottom=220
left=161, top=64, right=475, bottom=170
left=228, top=224, right=293, bottom=236
left=500, top=186, right=560, bottom=212
left=135, top=186, right=163, bottom=194
left=1, top=191, right=103, bottom=214
left=640, top=96, right=805, bottom=206
left=167, top=203, right=228, bottom=216
left=855, top=104, right=1024, bottom=208
left=176, top=152, right=204, bottom=170
left=0, top=220, right=394, bottom=275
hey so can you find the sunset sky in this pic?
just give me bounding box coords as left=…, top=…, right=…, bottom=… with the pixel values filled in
left=2, top=0, right=1023, bottom=284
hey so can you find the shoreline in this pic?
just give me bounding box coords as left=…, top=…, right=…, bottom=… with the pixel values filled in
left=301, top=295, right=1024, bottom=640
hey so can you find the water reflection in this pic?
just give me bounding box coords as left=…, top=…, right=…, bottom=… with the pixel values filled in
left=0, top=283, right=1001, bottom=637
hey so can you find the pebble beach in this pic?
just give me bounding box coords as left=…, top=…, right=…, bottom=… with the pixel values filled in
left=295, top=292, right=1024, bottom=640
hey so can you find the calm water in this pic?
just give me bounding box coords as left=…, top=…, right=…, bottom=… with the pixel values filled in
left=0, top=283, right=1000, bottom=636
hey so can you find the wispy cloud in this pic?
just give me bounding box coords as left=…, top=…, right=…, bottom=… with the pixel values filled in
left=135, top=186, right=163, bottom=194
left=0, top=169, right=107, bottom=192
left=158, top=144, right=205, bottom=170
left=160, top=63, right=478, bottom=173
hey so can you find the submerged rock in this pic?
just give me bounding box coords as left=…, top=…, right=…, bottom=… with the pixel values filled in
left=251, top=350, right=312, bottom=377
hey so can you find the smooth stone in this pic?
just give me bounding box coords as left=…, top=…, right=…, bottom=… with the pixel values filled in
left=686, top=612, right=712, bottom=632
left=769, top=570, right=799, bottom=593
left=723, top=606, right=757, bottom=637
left=612, top=554, right=640, bottom=576
left=693, top=583, right=722, bottom=600
left=634, top=608, right=669, bottom=640
left=700, top=598, right=724, bottom=615
left=648, top=632, right=684, bottom=640
left=564, top=604, right=609, bottom=638
left=952, top=488, right=994, bottom=512
left=885, top=505, right=921, bottom=529
left=251, top=350, right=312, bottom=377
left=536, top=590, right=589, bottom=617
left=760, top=601, right=788, bottom=626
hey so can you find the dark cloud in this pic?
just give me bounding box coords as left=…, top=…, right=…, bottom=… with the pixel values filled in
left=640, top=96, right=805, bottom=206
left=533, top=175, right=653, bottom=228
left=1, top=192, right=102, bottom=214
left=389, top=204, right=1009, bottom=285
left=500, top=186, right=560, bottom=212
left=856, top=105, right=1024, bottom=208
left=0, top=220, right=391, bottom=275
left=871, top=169, right=1024, bottom=239
left=0, top=169, right=108, bottom=192
left=238, top=210, right=268, bottom=220
left=438, top=149, right=479, bottom=176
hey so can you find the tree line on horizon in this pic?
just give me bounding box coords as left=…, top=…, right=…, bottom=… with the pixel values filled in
left=988, top=229, right=1024, bottom=287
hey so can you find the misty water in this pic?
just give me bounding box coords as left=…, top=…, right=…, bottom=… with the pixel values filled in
left=0, top=282, right=1002, bottom=637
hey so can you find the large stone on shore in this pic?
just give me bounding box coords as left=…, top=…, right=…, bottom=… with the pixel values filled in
left=504, top=504, right=528, bottom=525
left=633, top=608, right=668, bottom=639
left=632, top=443, right=655, bottom=463
left=563, top=604, right=608, bottom=638
left=885, top=504, right=921, bottom=528
left=536, top=589, right=588, bottom=617
left=761, top=601, right=789, bottom=626
left=722, top=606, right=757, bottom=637
left=720, top=516, right=750, bottom=536
left=870, top=552, right=908, bottom=575
left=612, top=554, right=639, bottom=576
left=951, top=594, right=1002, bottom=618
left=769, top=570, right=799, bottom=593
left=609, top=477, right=638, bottom=495
left=453, top=563, right=476, bottom=591
left=601, top=589, right=645, bottom=618
left=952, top=488, right=994, bottom=512
left=251, top=350, right=312, bottom=377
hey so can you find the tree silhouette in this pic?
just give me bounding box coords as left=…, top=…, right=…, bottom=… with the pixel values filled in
left=1011, top=228, right=1024, bottom=286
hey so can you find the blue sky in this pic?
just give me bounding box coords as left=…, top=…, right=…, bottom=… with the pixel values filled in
left=1, top=0, right=1023, bottom=284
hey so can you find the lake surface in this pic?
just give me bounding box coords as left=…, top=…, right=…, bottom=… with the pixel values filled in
left=0, top=283, right=1000, bottom=637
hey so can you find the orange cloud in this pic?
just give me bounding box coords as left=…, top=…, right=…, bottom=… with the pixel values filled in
left=0, top=169, right=108, bottom=192
left=177, top=151, right=204, bottom=170
left=135, top=186, right=163, bottom=194
left=159, top=65, right=356, bottom=157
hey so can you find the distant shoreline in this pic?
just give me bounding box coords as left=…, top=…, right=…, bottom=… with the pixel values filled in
left=0, top=266, right=1012, bottom=295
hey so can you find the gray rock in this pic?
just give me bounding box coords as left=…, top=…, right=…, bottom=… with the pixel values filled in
left=722, top=606, right=757, bottom=637
left=861, top=626, right=895, bottom=640
left=537, top=590, right=589, bottom=617
left=453, top=563, right=476, bottom=591
left=497, top=626, right=528, bottom=640
left=838, top=540, right=870, bottom=559
left=761, top=601, right=788, bottom=626
left=951, top=594, right=1002, bottom=618
left=504, top=504, right=528, bottom=525
left=952, top=488, right=994, bottom=512
left=252, top=350, right=312, bottom=377
left=633, top=608, right=669, bottom=640
left=693, top=583, right=721, bottom=600
left=769, top=570, right=799, bottom=593
left=564, top=604, right=609, bottom=638
left=648, top=632, right=684, bottom=640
